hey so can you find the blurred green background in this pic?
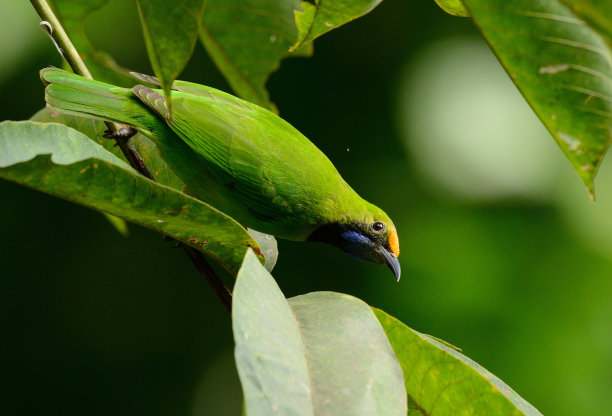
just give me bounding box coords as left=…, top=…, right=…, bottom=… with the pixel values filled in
left=3, top=1, right=612, bottom=415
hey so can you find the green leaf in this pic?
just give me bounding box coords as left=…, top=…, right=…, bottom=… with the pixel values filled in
left=200, top=0, right=312, bottom=112
left=50, top=0, right=136, bottom=86
left=462, top=0, right=612, bottom=196
left=136, top=0, right=204, bottom=111
left=0, top=121, right=265, bottom=275
left=291, top=0, right=383, bottom=51
left=433, top=0, right=469, bottom=17
left=31, top=108, right=184, bottom=237
left=30, top=109, right=279, bottom=270
left=31, top=108, right=130, bottom=236
left=233, top=250, right=406, bottom=416
left=373, top=308, right=543, bottom=416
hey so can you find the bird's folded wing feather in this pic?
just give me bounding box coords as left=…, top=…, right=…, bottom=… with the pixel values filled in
left=133, top=85, right=290, bottom=222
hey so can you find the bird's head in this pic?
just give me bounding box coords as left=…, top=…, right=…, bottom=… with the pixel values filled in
left=307, top=207, right=401, bottom=280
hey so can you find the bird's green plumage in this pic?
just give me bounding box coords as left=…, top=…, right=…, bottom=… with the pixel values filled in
left=40, top=67, right=396, bottom=252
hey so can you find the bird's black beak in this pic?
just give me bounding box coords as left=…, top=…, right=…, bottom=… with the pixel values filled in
left=379, top=247, right=401, bottom=281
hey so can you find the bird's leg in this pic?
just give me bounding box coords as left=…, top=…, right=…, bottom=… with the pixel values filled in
left=102, top=126, right=154, bottom=179
left=103, top=126, right=137, bottom=140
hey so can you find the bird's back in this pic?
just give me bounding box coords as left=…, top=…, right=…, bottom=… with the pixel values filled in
left=134, top=83, right=363, bottom=240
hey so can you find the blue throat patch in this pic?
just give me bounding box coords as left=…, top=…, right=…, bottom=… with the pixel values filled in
left=339, top=231, right=372, bottom=260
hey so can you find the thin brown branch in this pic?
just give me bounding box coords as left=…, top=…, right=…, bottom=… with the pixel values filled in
left=183, top=246, right=232, bottom=311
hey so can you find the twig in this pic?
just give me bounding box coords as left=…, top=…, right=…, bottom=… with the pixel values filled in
left=183, top=246, right=232, bottom=310
left=31, top=0, right=232, bottom=311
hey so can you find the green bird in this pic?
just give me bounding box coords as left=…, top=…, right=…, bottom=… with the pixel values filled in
left=40, top=67, right=401, bottom=279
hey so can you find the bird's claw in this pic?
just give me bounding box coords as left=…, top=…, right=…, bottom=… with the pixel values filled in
left=103, top=126, right=137, bottom=140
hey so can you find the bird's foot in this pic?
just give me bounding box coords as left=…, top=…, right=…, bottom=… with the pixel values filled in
left=103, top=126, right=137, bottom=140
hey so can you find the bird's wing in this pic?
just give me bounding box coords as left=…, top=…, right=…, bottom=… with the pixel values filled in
left=132, top=85, right=290, bottom=222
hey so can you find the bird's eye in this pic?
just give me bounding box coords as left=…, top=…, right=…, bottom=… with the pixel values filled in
left=371, top=221, right=386, bottom=233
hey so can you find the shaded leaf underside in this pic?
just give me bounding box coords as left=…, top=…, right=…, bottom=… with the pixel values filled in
left=463, top=0, right=612, bottom=195
left=136, top=0, right=204, bottom=111
left=200, top=0, right=312, bottom=112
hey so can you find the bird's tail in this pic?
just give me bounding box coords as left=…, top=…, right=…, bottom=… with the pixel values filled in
left=40, top=67, right=157, bottom=130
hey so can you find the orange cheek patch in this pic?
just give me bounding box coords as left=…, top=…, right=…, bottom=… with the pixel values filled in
left=389, top=228, right=400, bottom=257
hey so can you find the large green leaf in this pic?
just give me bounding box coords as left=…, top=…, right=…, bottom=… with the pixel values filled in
left=462, top=0, right=612, bottom=196
left=50, top=0, right=135, bottom=86
left=0, top=121, right=266, bottom=275
left=200, top=0, right=312, bottom=112
left=291, top=0, right=383, bottom=51
left=31, top=108, right=189, bottom=235
left=30, top=109, right=279, bottom=270
left=136, top=0, right=204, bottom=111
left=233, top=250, right=406, bottom=416
left=374, top=309, right=542, bottom=415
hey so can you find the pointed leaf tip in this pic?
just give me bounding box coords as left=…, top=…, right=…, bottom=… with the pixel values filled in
left=434, top=0, right=470, bottom=17
left=291, top=0, right=384, bottom=51
left=136, top=0, right=203, bottom=109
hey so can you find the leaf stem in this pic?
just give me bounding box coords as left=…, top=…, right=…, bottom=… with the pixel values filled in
left=30, top=0, right=91, bottom=78
left=30, top=0, right=232, bottom=311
